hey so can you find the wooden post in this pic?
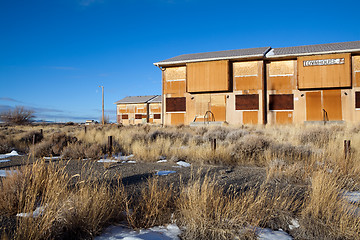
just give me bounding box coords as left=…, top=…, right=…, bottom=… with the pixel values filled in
left=33, top=134, right=36, bottom=161
left=84, top=126, right=87, bottom=134
left=108, top=136, right=113, bottom=155
left=40, top=129, right=43, bottom=136
left=212, top=138, right=217, bottom=152
left=344, top=140, right=351, bottom=159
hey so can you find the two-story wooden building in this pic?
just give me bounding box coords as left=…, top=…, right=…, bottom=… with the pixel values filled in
left=115, top=95, right=162, bottom=125
left=154, top=41, right=360, bottom=125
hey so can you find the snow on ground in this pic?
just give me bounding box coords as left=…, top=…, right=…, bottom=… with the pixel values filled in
left=0, top=150, right=20, bottom=159
left=176, top=161, right=191, bottom=167
left=127, top=160, right=136, bottom=163
left=156, top=170, right=176, bottom=176
left=95, top=224, right=182, bottom=240
left=98, top=159, right=118, bottom=163
left=43, top=156, right=62, bottom=160
left=0, top=170, right=17, bottom=177
left=16, top=206, right=45, bottom=218
left=343, top=191, right=360, bottom=203
left=0, top=159, right=10, bottom=163
left=117, top=154, right=134, bottom=161
left=288, top=219, right=300, bottom=230
left=257, top=228, right=293, bottom=240
left=157, top=160, right=168, bottom=163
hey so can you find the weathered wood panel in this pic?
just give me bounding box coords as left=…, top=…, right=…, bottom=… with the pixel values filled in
left=298, top=53, right=351, bottom=89
left=269, top=94, right=294, bottom=110
left=306, top=92, right=322, bottom=121
left=210, top=95, right=226, bottom=121
left=353, top=56, right=360, bottom=87
left=233, top=61, right=261, bottom=90
left=170, top=113, right=185, bottom=125
left=276, top=111, right=293, bottom=124
left=235, top=94, right=259, bottom=110
left=243, top=111, right=258, bottom=124
left=154, top=114, right=161, bottom=119
left=323, top=90, right=342, bottom=120
left=166, top=97, right=186, bottom=112
left=122, top=114, right=128, bottom=119
left=187, top=60, right=229, bottom=92
left=268, top=76, right=293, bottom=90
left=356, top=92, right=360, bottom=108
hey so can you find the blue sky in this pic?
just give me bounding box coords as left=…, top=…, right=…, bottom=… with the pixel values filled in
left=0, top=0, right=359, bottom=122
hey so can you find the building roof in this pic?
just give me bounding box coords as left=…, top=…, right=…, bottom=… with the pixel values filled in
left=148, top=95, right=162, bottom=103
left=266, top=40, right=360, bottom=58
left=114, top=95, right=160, bottom=104
left=154, top=47, right=271, bottom=66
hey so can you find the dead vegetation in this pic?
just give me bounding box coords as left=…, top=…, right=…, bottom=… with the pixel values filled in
left=1, top=123, right=360, bottom=239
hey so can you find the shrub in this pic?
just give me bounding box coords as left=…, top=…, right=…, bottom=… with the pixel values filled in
left=0, top=106, right=35, bottom=125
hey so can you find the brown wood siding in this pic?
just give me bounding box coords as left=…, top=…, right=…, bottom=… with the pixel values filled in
left=269, top=94, right=294, bottom=110
left=306, top=92, right=322, bottom=121
left=122, top=114, right=128, bottom=120
left=323, top=90, right=342, bottom=120
left=154, top=114, right=161, bottom=119
left=298, top=53, right=351, bottom=89
left=210, top=95, right=226, bottom=121
left=166, top=97, right=186, bottom=112
left=235, top=94, right=259, bottom=110
left=243, top=111, right=258, bottom=124
left=276, top=112, right=293, bottom=124
left=187, top=60, right=229, bottom=92
left=268, top=76, right=293, bottom=90
left=356, top=92, right=360, bottom=108
left=170, top=113, right=185, bottom=125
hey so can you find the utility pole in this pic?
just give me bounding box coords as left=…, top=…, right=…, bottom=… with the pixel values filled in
left=99, top=85, right=104, bottom=125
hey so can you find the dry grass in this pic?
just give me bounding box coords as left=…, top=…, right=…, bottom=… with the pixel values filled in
left=2, top=123, right=360, bottom=239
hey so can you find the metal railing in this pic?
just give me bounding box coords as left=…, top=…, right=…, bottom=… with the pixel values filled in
left=322, top=109, right=329, bottom=124
left=204, top=111, right=215, bottom=124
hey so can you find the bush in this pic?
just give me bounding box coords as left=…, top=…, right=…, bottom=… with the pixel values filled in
left=0, top=106, right=35, bottom=125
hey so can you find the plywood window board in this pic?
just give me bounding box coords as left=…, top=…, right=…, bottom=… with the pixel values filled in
left=154, top=114, right=161, bottom=119
left=135, top=114, right=144, bottom=119
left=166, top=97, right=186, bottom=112
left=122, top=114, right=129, bottom=120
left=269, top=94, right=294, bottom=110
left=298, top=53, right=351, bottom=89
left=235, top=94, right=259, bottom=110
left=356, top=92, right=360, bottom=109
left=187, top=60, right=229, bottom=92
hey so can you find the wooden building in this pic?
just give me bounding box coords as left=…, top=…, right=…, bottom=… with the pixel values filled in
left=154, top=41, right=360, bottom=125
left=115, top=95, right=162, bottom=125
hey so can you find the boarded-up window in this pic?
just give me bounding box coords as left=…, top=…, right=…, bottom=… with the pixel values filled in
left=154, top=114, right=161, bottom=119
left=166, top=97, right=186, bottom=112
left=235, top=94, right=259, bottom=110
left=135, top=114, right=143, bottom=119
left=269, top=94, right=294, bottom=110
left=356, top=92, right=360, bottom=108
left=122, top=114, right=128, bottom=119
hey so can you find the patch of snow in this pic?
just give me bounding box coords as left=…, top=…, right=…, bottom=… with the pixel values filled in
left=95, top=224, right=182, bottom=240
left=176, top=161, right=191, bottom=167
left=43, top=156, right=62, bottom=160
left=157, top=160, right=168, bottom=163
left=127, top=160, right=136, bottom=164
left=0, top=159, right=10, bottom=163
left=98, top=159, right=118, bottom=163
left=289, top=219, right=300, bottom=230
left=16, top=206, right=45, bottom=218
left=118, top=154, right=134, bottom=161
left=0, top=150, right=20, bottom=159
left=0, top=170, right=17, bottom=177
left=343, top=191, right=360, bottom=203
left=156, top=170, right=176, bottom=176
left=257, top=228, right=293, bottom=240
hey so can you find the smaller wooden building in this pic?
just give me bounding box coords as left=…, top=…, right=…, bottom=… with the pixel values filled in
left=115, top=95, right=162, bottom=125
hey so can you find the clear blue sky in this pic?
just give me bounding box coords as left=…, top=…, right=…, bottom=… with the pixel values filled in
left=1, top=0, right=359, bottom=122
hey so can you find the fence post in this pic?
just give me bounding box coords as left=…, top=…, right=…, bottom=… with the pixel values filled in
left=344, top=140, right=351, bottom=160
left=212, top=138, right=217, bottom=152
left=40, top=129, right=43, bottom=136
left=108, top=136, right=113, bottom=155
left=84, top=126, right=87, bottom=134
